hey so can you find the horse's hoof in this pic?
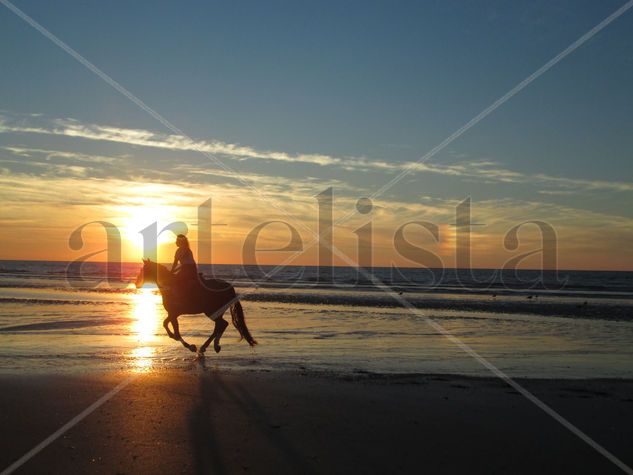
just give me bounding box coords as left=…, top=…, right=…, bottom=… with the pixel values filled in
left=188, top=344, right=197, bottom=353
left=214, top=344, right=221, bottom=354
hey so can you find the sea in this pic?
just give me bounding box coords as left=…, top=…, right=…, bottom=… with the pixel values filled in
left=1, top=260, right=632, bottom=378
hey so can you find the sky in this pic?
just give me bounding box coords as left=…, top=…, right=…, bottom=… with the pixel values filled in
left=0, top=0, right=632, bottom=270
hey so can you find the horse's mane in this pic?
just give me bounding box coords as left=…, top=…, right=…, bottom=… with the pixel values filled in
left=145, top=260, right=173, bottom=287
left=154, top=262, right=170, bottom=274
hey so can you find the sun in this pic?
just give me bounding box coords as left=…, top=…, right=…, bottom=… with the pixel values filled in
left=118, top=203, right=185, bottom=259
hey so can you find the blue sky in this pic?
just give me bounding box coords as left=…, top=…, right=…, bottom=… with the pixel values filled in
left=1, top=0, right=632, bottom=268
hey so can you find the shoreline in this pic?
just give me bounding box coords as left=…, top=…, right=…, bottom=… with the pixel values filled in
left=4, top=365, right=633, bottom=382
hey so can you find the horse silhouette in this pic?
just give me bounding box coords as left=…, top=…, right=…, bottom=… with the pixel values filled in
left=135, top=259, right=257, bottom=354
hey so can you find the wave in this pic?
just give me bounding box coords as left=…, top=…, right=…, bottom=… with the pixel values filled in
left=0, top=297, right=126, bottom=306
left=238, top=292, right=633, bottom=321
left=0, top=317, right=130, bottom=332
left=1, top=288, right=632, bottom=321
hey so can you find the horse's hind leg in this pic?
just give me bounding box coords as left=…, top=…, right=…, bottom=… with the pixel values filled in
left=212, top=316, right=229, bottom=353
left=200, top=311, right=220, bottom=353
left=201, top=313, right=229, bottom=354
left=200, top=327, right=218, bottom=354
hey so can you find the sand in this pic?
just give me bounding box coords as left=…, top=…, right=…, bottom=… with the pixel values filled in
left=0, top=369, right=632, bottom=474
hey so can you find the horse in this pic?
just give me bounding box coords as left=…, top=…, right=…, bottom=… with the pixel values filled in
left=134, top=259, right=257, bottom=354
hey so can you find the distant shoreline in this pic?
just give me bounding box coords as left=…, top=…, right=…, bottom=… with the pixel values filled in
left=1, top=259, right=631, bottom=273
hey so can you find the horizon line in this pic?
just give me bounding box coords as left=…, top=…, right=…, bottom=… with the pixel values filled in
left=0, top=258, right=630, bottom=273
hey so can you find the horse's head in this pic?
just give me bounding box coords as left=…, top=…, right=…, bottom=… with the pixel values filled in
left=135, top=258, right=157, bottom=288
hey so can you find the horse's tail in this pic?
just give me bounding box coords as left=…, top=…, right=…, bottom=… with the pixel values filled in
left=230, top=300, right=257, bottom=346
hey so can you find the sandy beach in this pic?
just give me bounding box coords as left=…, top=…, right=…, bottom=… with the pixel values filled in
left=1, top=369, right=632, bottom=474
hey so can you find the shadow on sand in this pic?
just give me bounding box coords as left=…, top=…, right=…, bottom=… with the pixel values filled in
left=188, top=360, right=313, bottom=474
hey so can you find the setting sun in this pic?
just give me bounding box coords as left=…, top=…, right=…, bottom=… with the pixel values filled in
left=118, top=203, right=187, bottom=259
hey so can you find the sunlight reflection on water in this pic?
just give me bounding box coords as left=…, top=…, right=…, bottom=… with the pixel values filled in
left=129, top=286, right=161, bottom=372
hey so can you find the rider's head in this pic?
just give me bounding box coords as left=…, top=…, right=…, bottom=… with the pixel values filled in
left=176, top=234, right=189, bottom=249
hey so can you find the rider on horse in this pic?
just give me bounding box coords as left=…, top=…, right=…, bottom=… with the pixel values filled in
left=170, top=234, right=197, bottom=299
left=135, top=234, right=257, bottom=353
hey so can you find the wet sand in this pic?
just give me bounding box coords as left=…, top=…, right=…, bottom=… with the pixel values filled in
left=0, top=370, right=632, bottom=474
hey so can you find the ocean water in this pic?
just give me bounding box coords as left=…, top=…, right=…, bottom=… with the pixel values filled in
left=0, top=260, right=632, bottom=378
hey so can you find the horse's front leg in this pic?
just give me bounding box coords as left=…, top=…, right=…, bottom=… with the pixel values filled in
left=163, top=316, right=177, bottom=340
left=172, top=315, right=197, bottom=353
left=164, top=314, right=196, bottom=352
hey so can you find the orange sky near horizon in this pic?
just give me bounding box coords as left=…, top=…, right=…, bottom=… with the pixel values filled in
left=1, top=189, right=631, bottom=271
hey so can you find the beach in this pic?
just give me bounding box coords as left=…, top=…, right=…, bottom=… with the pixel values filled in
left=1, top=261, right=633, bottom=473
left=1, top=370, right=632, bottom=474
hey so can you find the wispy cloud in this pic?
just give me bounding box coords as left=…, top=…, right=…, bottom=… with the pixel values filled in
left=2, top=146, right=121, bottom=164
left=0, top=114, right=341, bottom=166
left=2, top=112, right=633, bottom=195
left=344, top=158, right=633, bottom=193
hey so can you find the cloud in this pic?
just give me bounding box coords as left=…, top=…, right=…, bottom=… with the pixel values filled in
left=537, top=190, right=576, bottom=196
left=1, top=146, right=121, bottom=164
left=1, top=114, right=342, bottom=166
left=2, top=112, right=632, bottom=196
left=345, top=158, right=633, bottom=193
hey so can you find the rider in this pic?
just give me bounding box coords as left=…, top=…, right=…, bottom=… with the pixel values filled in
left=171, top=234, right=198, bottom=297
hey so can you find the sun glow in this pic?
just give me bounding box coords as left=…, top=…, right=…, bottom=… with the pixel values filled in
left=118, top=203, right=186, bottom=258
left=129, top=286, right=162, bottom=372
